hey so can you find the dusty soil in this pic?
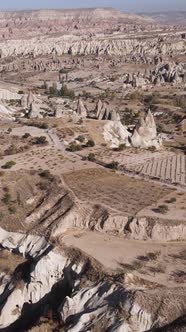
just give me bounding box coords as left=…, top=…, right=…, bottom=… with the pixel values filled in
left=63, top=168, right=171, bottom=215
left=62, top=228, right=186, bottom=287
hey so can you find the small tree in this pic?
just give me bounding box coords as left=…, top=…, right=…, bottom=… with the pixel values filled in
left=22, top=133, right=31, bottom=139
left=66, top=143, right=82, bottom=152
left=86, top=139, right=95, bottom=147
left=76, top=135, right=85, bottom=143
left=87, top=153, right=96, bottom=162
left=32, top=136, right=47, bottom=145
left=106, top=161, right=119, bottom=170
left=158, top=205, right=169, bottom=214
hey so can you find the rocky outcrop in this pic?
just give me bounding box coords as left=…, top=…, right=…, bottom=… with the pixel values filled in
left=21, top=91, right=35, bottom=109
left=0, top=227, right=185, bottom=331
left=103, top=109, right=161, bottom=149
left=103, top=120, right=131, bottom=148
left=76, top=99, right=87, bottom=118
left=27, top=91, right=35, bottom=108
left=28, top=103, right=43, bottom=119
left=18, top=181, right=186, bottom=242
left=123, top=62, right=186, bottom=89
left=0, top=227, right=79, bottom=328
left=0, top=102, right=16, bottom=121
left=131, top=109, right=161, bottom=149
left=96, top=100, right=120, bottom=121
left=20, top=94, right=28, bottom=108
left=0, top=34, right=185, bottom=60
left=0, top=88, right=21, bottom=100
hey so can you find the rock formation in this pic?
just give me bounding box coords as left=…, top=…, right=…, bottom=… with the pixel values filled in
left=0, top=101, right=16, bottom=121
left=28, top=103, right=43, bottom=119
left=131, top=109, right=161, bottom=148
left=20, top=94, right=28, bottom=108
left=96, top=100, right=120, bottom=121
left=21, top=91, right=35, bottom=109
left=104, top=120, right=131, bottom=148
left=76, top=99, right=87, bottom=118
left=27, top=91, right=35, bottom=108
left=104, top=109, right=161, bottom=149
left=123, top=62, right=186, bottom=89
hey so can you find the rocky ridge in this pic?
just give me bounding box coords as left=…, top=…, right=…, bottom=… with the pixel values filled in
left=0, top=33, right=185, bottom=60
left=0, top=226, right=185, bottom=331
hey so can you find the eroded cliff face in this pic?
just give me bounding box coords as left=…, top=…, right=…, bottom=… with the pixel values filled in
left=0, top=228, right=185, bottom=332
left=0, top=171, right=184, bottom=331
left=0, top=9, right=184, bottom=60
left=21, top=184, right=186, bottom=242
left=0, top=34, right=185, bottom=59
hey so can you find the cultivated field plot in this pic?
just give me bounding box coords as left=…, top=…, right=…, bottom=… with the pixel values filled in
left=63, top=168, right=171, bottom=215
left=135, top=154, right=186, bottom=186
left=96, top=150, right=186, bottom=187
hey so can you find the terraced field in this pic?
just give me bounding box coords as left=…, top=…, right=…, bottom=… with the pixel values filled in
left=97, top=150, right=186, bottom=187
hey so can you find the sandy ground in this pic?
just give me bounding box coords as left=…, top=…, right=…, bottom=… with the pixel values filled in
left=138, top=191, right=186, bottom=222
left=62, top=228, right=186, bottom=287
left=0, top=124, right=101, bottom=175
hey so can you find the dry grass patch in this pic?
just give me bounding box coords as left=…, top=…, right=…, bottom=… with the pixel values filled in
left=0, top=250, right=25, bottom=275
left=63, top=168, right=171, bottom=214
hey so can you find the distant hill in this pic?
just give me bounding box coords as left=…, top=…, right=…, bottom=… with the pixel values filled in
left=144, top=11, right=186, bottom=25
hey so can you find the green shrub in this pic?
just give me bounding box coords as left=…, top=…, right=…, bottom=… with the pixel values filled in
left=146, top=251, right=161, bottom=261
left=148, top=146, right=156, bottom=152
left=59, top=68, right=70, bottom=74
left=76, top=135, right=85, bottom=143
left=106, top=161, right=119, bottom=170
left=22, top=133, right=31, bottom=139
left=86, top=139, right=95, bottom=147
left=66, top=143, right=82, bottom=152
left=165, top=197, right=177, bottom=204
left=158, top=205, right=169, bottom=214
left=1, top=161, right=16, bottom=169
left=8, top=206, right=17, bottom=214
left=40, top=123, right=48, bottom=130
left=1, top=193, right=11, bottom=204
left=87, top=153, right=96, bottom=162
left=32, top=136, right=47, bottom=145
left=27, top=122, right=48, bottom=130
left=39, top=169, right=53, bottom=181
